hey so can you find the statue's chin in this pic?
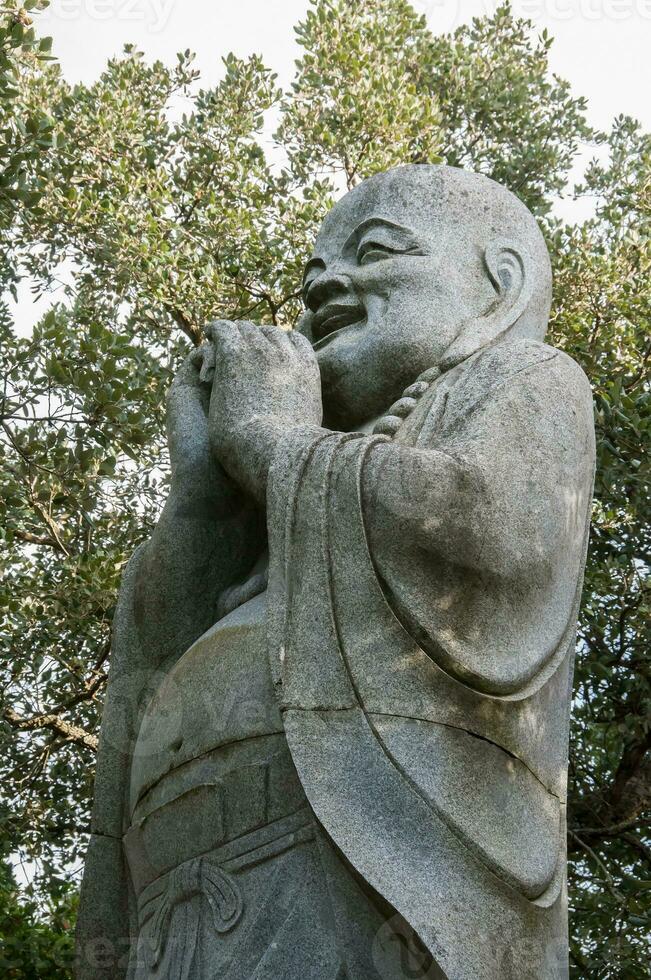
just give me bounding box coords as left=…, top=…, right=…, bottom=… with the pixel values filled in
left=316, top=316, right=444, bottom=431
left=320, top=377, right=388, bottom=433
left=321, top=398, right=357, bottom=433
left=320, top=380, right=364, bottom=432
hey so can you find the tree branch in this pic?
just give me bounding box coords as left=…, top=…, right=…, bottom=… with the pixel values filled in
left=3, top=706, right=98, bottom=752
left=163, top=303, right=202, bottom=346
left=11, top=528, right=60, bottom=549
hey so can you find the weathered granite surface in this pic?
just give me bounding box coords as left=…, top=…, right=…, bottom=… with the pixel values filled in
left=77, top=165, right=595, bottom=979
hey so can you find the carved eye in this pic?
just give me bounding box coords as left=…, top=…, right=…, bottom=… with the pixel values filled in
left=358, top=241, right=392, bottom=265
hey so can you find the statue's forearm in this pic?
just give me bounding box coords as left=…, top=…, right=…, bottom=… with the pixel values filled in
left=363, top=442, right=489, bottom=569
left=133, top=467, right=263, bottom=667
left=217, top=417, right=327, bottom=508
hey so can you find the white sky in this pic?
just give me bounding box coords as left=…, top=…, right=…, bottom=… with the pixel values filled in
left=11, top=0, right=651, bottom=336
left=34, top=0, right=651, bottom=133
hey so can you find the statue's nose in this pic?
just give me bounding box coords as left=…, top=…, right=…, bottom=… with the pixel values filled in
left=305, top=269, right=354, bottom=313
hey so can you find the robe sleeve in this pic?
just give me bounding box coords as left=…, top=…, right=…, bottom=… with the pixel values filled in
left=264, top=348, right=587, bottom=979
left=362, top=348, right=595, bottom=695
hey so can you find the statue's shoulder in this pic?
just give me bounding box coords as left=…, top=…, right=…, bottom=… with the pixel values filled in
left=460, top=336, right=593, bottom=405
left=429, top=337, right=594, bottom=447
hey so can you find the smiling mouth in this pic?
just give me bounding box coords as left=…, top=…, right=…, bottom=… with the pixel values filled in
left=311, top=300, right=366, bottom=345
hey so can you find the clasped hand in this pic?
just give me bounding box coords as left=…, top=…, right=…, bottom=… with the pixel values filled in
left=191, top=320, right=323, bottom=502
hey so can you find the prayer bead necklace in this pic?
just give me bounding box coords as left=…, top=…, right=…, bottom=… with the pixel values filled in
left=373, top=365, right=441, bottom=437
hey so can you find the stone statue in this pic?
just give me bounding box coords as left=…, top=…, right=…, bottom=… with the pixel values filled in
left=76, top=165, right=595, bottom=980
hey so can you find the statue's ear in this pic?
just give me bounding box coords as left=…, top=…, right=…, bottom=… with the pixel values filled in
left=483, top=241, right=531, bottom=322
left=441, top=240, right=533, bottom=370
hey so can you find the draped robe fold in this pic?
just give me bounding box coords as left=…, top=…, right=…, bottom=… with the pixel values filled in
left=266, top=337, right=595, bottom=980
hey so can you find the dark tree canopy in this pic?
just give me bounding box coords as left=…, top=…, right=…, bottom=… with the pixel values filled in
left=0, top=1, right=648, bottom=977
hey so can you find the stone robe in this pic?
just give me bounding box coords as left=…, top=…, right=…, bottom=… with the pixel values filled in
left=266, top=336, right=594, bottom=979
left=77, top=335, right=594, bottom=980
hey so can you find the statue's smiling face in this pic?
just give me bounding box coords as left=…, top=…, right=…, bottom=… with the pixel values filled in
left=302, top=216, right=428, bottom=348
left=298, top=170, right=490, bottom=430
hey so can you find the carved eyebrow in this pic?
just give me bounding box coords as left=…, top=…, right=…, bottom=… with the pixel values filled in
left=344, top=217, right=424, bottom=252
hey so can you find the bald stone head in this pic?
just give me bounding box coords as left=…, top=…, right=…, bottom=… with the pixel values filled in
left=299, top=164, right=552, bottom=430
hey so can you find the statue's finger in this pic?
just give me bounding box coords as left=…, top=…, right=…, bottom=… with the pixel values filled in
left=289, top=329, right=315, bottom=358
left=234, top=321, right=267, bottom=350
left=261, top=325, right=292, bottom=351
left=198, top=345, right=216, bottom=383
left=205, top=320, right=242, bottom=355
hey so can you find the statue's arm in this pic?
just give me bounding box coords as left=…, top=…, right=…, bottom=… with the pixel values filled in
left=362, top=352, right=595, bottom=586
left=131, top=347, right=263, bottom=669
left=358, top=352, right=594, bottom=694
left=77, top=348, right=265, bottom=978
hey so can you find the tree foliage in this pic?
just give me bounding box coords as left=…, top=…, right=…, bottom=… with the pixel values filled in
left=548, top=115, right=650, bottom=975
left=0, top=0, right=54, bottom=300
left=278, top=0, right=442, bottom=188
left=0, top=842, right=75, bottom=979
left=0, top=2, right=648, bottom=977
